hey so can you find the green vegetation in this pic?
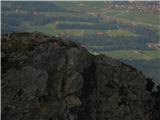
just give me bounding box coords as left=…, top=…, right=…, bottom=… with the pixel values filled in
left=40, top=11, right=91, bottom=18
left=118, top=10, right=159, bottom=25
left=60, top=21, right=95, bottom=25
left=102, top=9, right=126, bottom=16
left=55, top=1, right=106, bottom=12
left=27, top=24, right=56, bottom=36
left=22, top=21, right=138, bottom=37
left=23, top=23, right=92, bottom=36
left=88, top=45, right=106, bottom=49
left=143, top=50, right=160, bottom=59
left=100, top=50, right=160, bottom=60
left=106, top=29, right=138, bottom=37
left=3, top=1, right=160, bottom=59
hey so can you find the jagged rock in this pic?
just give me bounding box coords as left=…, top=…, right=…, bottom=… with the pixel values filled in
left=1, top=32, right=158, bottom=120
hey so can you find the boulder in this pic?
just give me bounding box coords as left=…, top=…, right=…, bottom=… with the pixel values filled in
left=1, top=32, right=158, bottom=120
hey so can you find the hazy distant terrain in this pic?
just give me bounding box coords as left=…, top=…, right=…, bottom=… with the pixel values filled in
left=1, top=1, right=160, bottom=84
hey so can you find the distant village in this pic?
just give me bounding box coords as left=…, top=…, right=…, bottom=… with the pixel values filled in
left=15, top=1, right=160, bottom=16
left=105, top=1, right=160, bottom=14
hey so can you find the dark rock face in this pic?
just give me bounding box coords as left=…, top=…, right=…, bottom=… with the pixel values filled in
left=1, top=32, right=159, bottom=120
left=152, top=86, right=160, bottom=120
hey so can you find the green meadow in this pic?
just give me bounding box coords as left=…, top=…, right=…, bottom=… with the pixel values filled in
left=99, top=50, right=160, bottom=60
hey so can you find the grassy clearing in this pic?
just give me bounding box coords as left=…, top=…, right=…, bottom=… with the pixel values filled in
left=22, top=21, right=139, bottom=37
left=55, top=1, right=106, bottom=12
left=40, top=11, right=91, bottom=18
left=106, top=29, right=138, bottom=37
left=21, top=22, right=56, bottom=36
left=88, top=45, right=106, bottom=49
left=60, top=21, right=95, bottom=25
left=143, top=50, right=160, bottom=59
left=22, top=23, right=90, bottom=36
left=118, top=10, right=160, bottom=25
left=99, top=50, right=160, bottom=60
left=148, top=26, right=160, bottom=37
left=102, top=9, right=126, bottom=16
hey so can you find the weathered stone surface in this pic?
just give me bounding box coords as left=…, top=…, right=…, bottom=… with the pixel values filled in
left=1, top=32, right=159, bottom=120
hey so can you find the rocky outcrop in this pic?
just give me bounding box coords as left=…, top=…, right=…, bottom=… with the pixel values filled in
left=152, top=85, right=160, bottom=120
left=1, top=32, right=159, bottom=120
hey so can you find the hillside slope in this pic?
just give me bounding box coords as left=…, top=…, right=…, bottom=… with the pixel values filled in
left=1, top=32, right=159, bottom=120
